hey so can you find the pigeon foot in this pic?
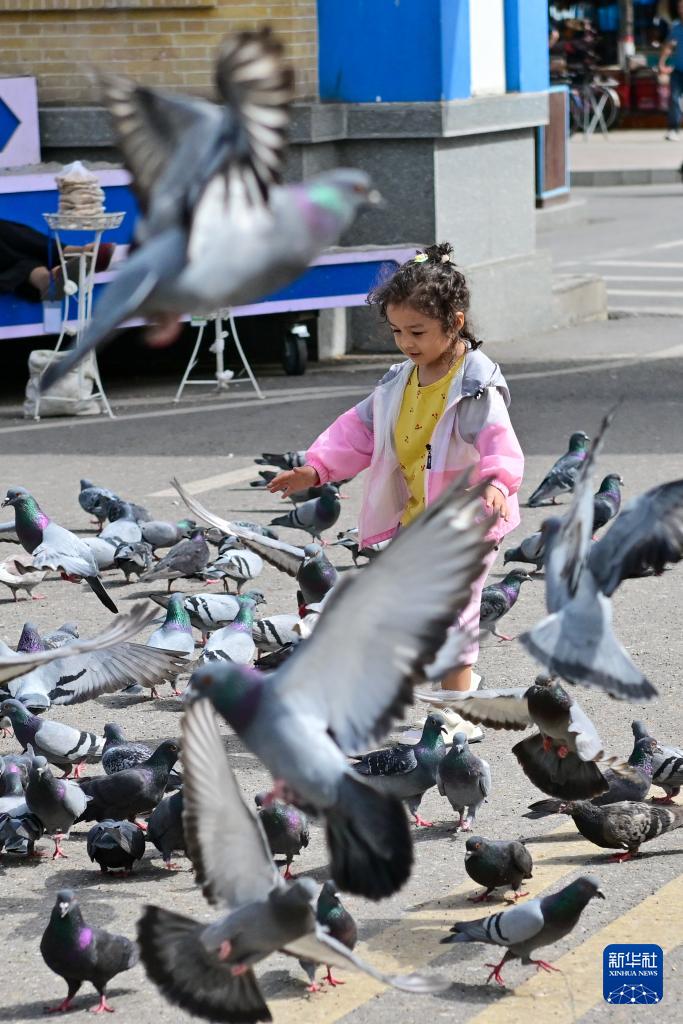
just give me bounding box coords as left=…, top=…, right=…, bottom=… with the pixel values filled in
left=651, top=795, right=676, bottom=805
left=230, top=964, right=249, bottom=977
left=485, top=960, right=507, bottom=987
left=468, top=889, right=493, bottom=904
left=325, top=968, right=345, bottom=987
left=133, top=820, right=148, bottom=832
left=556, top=745, right=569, bottom=759
left=283, top=865, right=294, bottom=880
left=218, top=940, right=232, bottom=962
left=542, top=736, right=553, bottom=753
left=31, top=593, right=47, bottom=600
left=52, top=836, right=68, bottom=860
left=609, top=851, right=634, bottom=863
left=90, top=996, right=114, bottom=1014
left=530, top=959, right=561, bottom=974
left=459, top=820, right=473, bottom=832
left=412, top=814, right=434, bottom=828
left=507, top=890, right=529, bottom=903
left=46, top=997, right=74, bottom=1013
left=306, top=983, right=322, bottom=993
left=495, top=634, right=514, bottom=643
left=163, top=861, right=180, bottom=870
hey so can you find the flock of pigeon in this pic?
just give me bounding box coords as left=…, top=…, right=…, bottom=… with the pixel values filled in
left=0, top=415, right=681, bottom=1021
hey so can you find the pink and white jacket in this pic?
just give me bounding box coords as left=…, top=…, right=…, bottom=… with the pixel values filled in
left=306, top=349, right=524, bottom=547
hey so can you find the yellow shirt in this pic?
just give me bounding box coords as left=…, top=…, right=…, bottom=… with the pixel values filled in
left=394, top=356, right=464, bottom=527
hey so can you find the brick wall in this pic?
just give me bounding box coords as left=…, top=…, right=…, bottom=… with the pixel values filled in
left=0, top=1, right=318, bottom=104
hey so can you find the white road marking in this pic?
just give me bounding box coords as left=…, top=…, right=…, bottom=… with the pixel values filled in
left=607, top=288, right=683, bottom=297
left=601, top=275, right=683, bottom=282
left=652, top=237, right=683, bottom=250
left=149, top=467, right=258, bottom=498
left=606, top=304, right=683, bottom=315
left=593, top=259, right=683, bottom=268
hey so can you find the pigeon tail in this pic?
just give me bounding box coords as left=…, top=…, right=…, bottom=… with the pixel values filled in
left=527, top=480, right=558, bottom=508
left=326, top=774, right=413, bottom=901
left=84, top=576, right=118, bottom=614
left=512, top=734, right=609, bottom=800
left=137, top=905, right=271, bottom=1023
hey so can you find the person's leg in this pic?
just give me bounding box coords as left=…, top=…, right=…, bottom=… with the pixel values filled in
left=440, top=545, right=500, bottom=691
left=668, top=70, right=683, bottom=131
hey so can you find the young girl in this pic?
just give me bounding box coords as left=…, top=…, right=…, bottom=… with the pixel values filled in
left=268, top=243, right=524, bottom=739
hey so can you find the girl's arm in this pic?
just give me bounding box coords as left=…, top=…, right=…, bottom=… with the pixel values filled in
left=458, top=387, right=524, bottom=497
left=306, top=406, right=374, bottom=484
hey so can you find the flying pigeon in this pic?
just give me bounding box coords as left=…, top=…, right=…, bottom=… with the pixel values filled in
left=137, top=700, right=450, bottom=1022
left=40, top=889, right=138, bottom=1014
left=592, top=473, right=623, bottom=534
left=503, top=530, right=545, bottom=572
left=255, top=450, right=307, bottom=470
left=150, top=589, right=266, bottom=643
left=141, top=518, right=196, bottom=552
left=464, top=836, right=533, bottom=903
left=185, top=470, right=496, bottom=899
left=561, top=799, right=683, bottom=861
left=87, top=819, right=146, bottom=874
left=254, top=792, right=309, bottom=878
left=202, top=545, right=264, bottom=592
left=198, top=595, right=257, bottom=666
left=2, top=488, right=117, bottom=612
left=520, top=412, right=683, bottom=700
left=25, top=757, right=89, bottom=858
left=78, top=479, right=119, bottom=529
left=527, top=431, right=590, bottom=507
left=114, top=540, right=154, bottom=581
left=77, top=740, right=180, bottom=823
left=441, top=875, right=605, bottom=985
left=0, top=552, right=46, bottom=602
left=139, top=528, right=210, bottom=591
left=632, top=719, right=683, bottom=804
left=147, top=790, right=186, bottom=868
left=0, top=700, right=104, bottom=778
left=417, top=676, right=619, bottom=801
left=298, top=880, right=358, bottom=991
left=479, top=569, right=532, bottom=641
left=436, top=732, right=491, bottom=831
left=146, top=592, right=195, bottom=657
left=269, top=483, right=341, bottom=541
left=352, top=712, right=448, bottom=828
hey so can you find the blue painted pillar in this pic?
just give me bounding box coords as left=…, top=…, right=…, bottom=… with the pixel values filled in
left=504, top=0, right=550, bottom=93
left=317, top=0, right=471, bottom=102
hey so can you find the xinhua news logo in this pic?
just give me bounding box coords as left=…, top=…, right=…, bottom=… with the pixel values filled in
left=603, top=944, right=664, bottom=1005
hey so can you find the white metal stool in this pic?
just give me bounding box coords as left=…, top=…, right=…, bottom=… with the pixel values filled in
left=174, top=308, right=264, bottom=402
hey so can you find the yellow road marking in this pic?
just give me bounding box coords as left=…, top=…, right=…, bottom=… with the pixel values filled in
left=269, top=825, right=597, bottom=1023
left=469, top=873, right=683, bottom=1024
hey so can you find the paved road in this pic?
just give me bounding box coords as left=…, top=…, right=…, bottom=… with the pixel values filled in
left=0, top=314, right=681, bottom=1024
left=544, top=184, right=683, bottom=316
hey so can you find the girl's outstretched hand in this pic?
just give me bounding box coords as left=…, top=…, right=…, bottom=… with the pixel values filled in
left=482, top=484, right=509, bottom=521
left=267, top=465, right=320, bottom=498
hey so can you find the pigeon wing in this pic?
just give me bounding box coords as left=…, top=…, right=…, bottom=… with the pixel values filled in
left=567, top=700, right=606, bottom=762
left=419, top=689, right=532, bottom=729
left=182, top=698, right=281, bottom=909
left=45, top=644, right=185, bottom=705
left=454, top=898, right=545, bottom=947
left=353, top=744, right=418, bottom=777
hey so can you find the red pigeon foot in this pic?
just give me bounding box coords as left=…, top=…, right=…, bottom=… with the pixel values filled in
left=89, top=995, right=115, bottom=1014
left=468, top=890, right=493, bottom=904
left=325, top=968, right=345, bottom=987
left=413, top=815, right=434, bottom=828
left=530, top=959, right=561, bottom=974
left=485, top=960, right=507, bottom=986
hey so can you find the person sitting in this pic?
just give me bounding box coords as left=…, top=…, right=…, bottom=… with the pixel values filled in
left=0, top=218, right=114, bottom=302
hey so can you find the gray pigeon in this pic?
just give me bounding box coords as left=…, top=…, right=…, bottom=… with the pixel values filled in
left=40, top=889, right=138, bottom=1014
left=253, top=613, right=300, bottom=653
left=150, top=589, right=266, bottom=643
left=527, top=432, right=590, bottom=507
left=352, top=712, right=448, bottom=827
left=254, top=792, right=310, bottom=877
left=333, top=528, right=389, bottom=566
left=114, top=540, right=154, bottom=582
left=186, top=471, right=496, bottom=899
left=43, top=623, right=79, bottom=649
left=520, top=412, right=683, bottom=700
left=255, top=450, right=307, bottom=470
left=201, top=546, right=263, bottom=593
left=140, top=528, right=210, bottom=591
left=78, top=479, right=119, bottom=529
left=436, top=732, right=491, bottom=831
left=632, top=719, right=683, bottom=803
left=479, top=569, right=532, bottom=641
left=464, top=836, right=533, bottom=903
left=269, top=483, right=341, bottom=541
left=147, top=592, right=195, bottom=658
left=198, top=595, right=257, bottom=666
left=441, top=875, right=605, bottom=985
left=77, top=740, right=180, bottom=823
left=147, top=790, right=186, bottom=868
left=0, top=700, right=104, bottom=778
left=503, top=530, right=545, bottom=572
left=108, top=497, right=152, bottom=524
left=82, top=536, right=118, bottom=571
left=25, top=757, right=89, bottom=858
left=2, top=488, right=117, bottom=612
left=561, top=799, right=683, bottom=861
left=0, top=808, right=44, bottom=856
left=142, top=518, right=196, bottom=551
left=87, top=819, right=146, bottom=874
left=592, top=473, right=623, bottom=534
left=99, top=502, right=142, bottom=546
left=0, top=553, right=46, bottom=601
left=137, top=700, right=450, bottom=1022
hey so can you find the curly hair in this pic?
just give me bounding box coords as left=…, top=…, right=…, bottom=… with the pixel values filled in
left=367, top=242, right=481, bottom=350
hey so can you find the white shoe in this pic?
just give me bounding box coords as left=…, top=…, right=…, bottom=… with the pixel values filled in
left=417, top=671, right=482, bottom=706
left=401, top=673, right=485, bottom=743
left=665, top=131, right=681, bottom=141
left=440, top=707, right=485, bottom=744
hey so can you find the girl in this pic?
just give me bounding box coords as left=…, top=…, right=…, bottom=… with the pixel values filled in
left=268, top=243, right=524, bottom=740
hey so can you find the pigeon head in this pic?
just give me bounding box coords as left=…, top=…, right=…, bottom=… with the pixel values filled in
left=568, top=432, right=590, bottom=452
left=420, top=712, right=447, bottom=747
left=103, top=723, right=126, bottom=744
left=464, top=835, right=486, bottom=859
left=29, top=755, right=49, bottom=780
left=503, top=569, right=533, bottom=586
left=17, top=622, right=45, bottom=654
left=279, top=876, right=318, bottom=907
left=631, top=720, right=653, bottom=742
left=80, top=480, right=95, bottom=491
left=451, top=731, right=470, bottom=756
left=55, top=889, right=77, bottom=918
left=165, top=593, right=192, bottom=633
left=188, top=663, right=264, bottom=733
left=303, top=544, right=322, bottom=560
left=599, top=473, right=624, bottom=492
left=629, top=736, right=658, bottom=773
left=317, top=879, right=342, bottom=917
left=242, top=589, right=267, bottom=606
left=1, top=486, right=30, bottom=508
left=149, top=739, right=181, bottom=770
left=564, top=875, right=606, bottom=904
left=0, top=698, right=33, bottom=725
left=303, top=169, right=381, bottom=243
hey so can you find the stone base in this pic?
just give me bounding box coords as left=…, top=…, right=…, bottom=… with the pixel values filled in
left=552, top=274, right=608, bottom=326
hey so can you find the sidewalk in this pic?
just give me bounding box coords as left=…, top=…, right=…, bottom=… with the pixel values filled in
left=570, top=129, right=683, bottom=185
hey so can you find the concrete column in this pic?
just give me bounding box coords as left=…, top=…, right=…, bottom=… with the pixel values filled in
left=317, top=307, right=350, bottom=359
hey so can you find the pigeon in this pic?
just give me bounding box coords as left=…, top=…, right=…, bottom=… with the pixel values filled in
left=78, top=479, right=119, bottom=529
left=114, top=540, right=154, bottom=582
left=527, top=431, right=590, bottom=507
left=202, top=546, right=264, bottom=592
left=199, top=595, right=257, bottom=665
left=99, top=502, right=143, bottom=546
left=0, top=808, right=44, bottom=855
left=2, top=488, right=117, bottom=613
left=520, top=411, right=683, bottom=700
left=231, top=520, right=279, bottom=539
left=141, top=518, right=196, bottom=552
left=0, top=753, right=26, bottom=797
left=464, top=836, right=534, bottom=903
left=632, top=719, right=683, bottom=804
left=253, top=613, right=300, bottom=653
left=255, top=450, right=307, bottom=470
left=592, top=473, right=623, bottom=534
left=503, top=530, right=545, bottom=572
left=185, top=470, right=495, bottom=899
left=352, top=712, right=448, bottom=828
left=256, top=643, right=298, bottom=670
left=137, top=699, right=450, bottom=1022
left=332, top=528, right=389, bottom=566
left=254, top=792, right=310, bottom=878
left=40, top=889, right=138, bottom=1014
left=102, top=723, right=154, bottom=775
left=150, top=589, right=266, bottom=643
left=441, top=875, right=605, bottom=985
left=0, top=746, right=36, bottom=789
left=77, top=740, right=180, bottom=823
left=147, top=790, right=186, bottom=868
left=298, top=880, right=358, bottom=991
left=87, top=819, right=146, bottom=874
left=25, top=757, right=89, bottom=858
left=561, top=799, right=683, bottom=862
left=419, top=676, right=618, bottom=801
left=479, top=569, right=533, bottom=641
left=0, top=700, right=104, bottom=778
left=43, top=622, right=79, bottom=649
left=107, top=497, right=152, bottom=524
left=82, top=536, right=118, bottom=571
left=147, top=592, right=195, bottom=657
left=139, top=528, right=210, bottom=591
left=269, top=483, right=341, bottom=541
left=436, top=732, right=492, bottom=831
left=0, top=552, right=46, bottom=602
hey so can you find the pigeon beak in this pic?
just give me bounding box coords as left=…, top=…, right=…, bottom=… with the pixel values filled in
left=0, top=498, right=9, bottom=508
left=58, top=902, right=70, bottom=917
left=596, top=888, right=606, bottom=900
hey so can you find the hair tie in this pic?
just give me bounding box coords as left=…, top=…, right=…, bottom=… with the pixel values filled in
left=413, top=253, right=428, bottom=263
left=440, top=253, right=451, bottom=264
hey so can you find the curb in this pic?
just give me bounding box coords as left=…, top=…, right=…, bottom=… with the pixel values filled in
left=571, top=167, right=682, bottom=186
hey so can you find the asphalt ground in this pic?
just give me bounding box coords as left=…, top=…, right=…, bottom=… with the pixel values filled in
left=0, top=313, right=682, bottom=1024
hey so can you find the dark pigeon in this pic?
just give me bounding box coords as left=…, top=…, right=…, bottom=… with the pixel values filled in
left=254, top=792, right=309, bottom=877
left=441, top=875, right=605, bottom=985
left=147, top=790, right=186, bottom=868
left=87, top=819, right=146, bottom=874
left=78, top=479, right=119, bottom=529
left=269, top=483, right=341, bottom=541
left=503, top=530, right=545, bottom=572
left=77, top=740, right=180, bottom=823
left=255, top=450, right=307, bottom=470
left=40, top=889, right=138, bottom=1013
left=527, top=432, right=590, bottom=507
left=25, top=757, right=88, bottom=858
left=464, top=836, right=533, bottom=904
left=592, top=473, right=623, bottom=535
left=479, top=570, right=532, bottom=641
left=561, top=799, right=683, bottom=861
left=0, top=753, right=26, bottom=797
left=632, top=719, right=683, bottom=804
left=114, top=540, right=154, bottom=582
left=0, top=808, right=44, bottom=855
left=139, top=529, right=210, bottom=591
left=436, top=732, right=492, bottom=831
left=299, top=880, right=358, bottom=990
left=108, top=497, right=152, bottom=524
left=102, top=723, right=153, bottom=774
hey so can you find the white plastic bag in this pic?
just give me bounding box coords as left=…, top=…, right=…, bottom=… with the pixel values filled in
left=23, top=349, right=101, bottom=419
